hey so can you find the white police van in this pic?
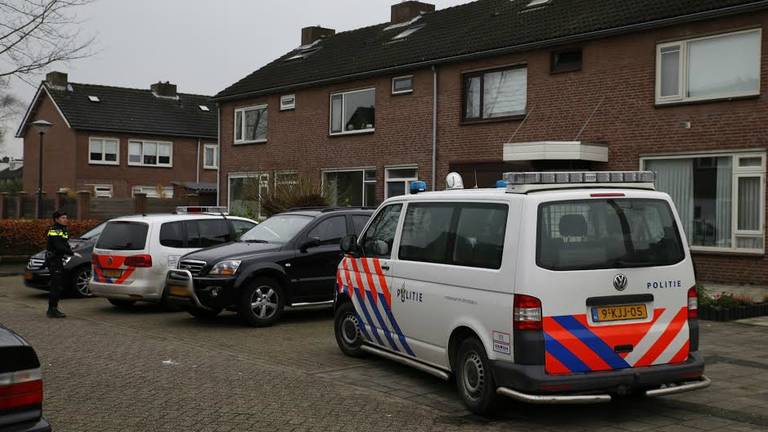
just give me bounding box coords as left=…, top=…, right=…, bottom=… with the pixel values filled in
left=334, top=171, right=709, bottom=414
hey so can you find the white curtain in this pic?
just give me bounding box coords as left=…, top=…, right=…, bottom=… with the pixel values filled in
left=738, top=177, right=761, bottom=231
left=483, top=68, right=527, bottom=118
left=647, top=159, right=694, bottom=241
left=715, top=157, right=732, bottom=247
left=688, top=31, right=760, bottom=98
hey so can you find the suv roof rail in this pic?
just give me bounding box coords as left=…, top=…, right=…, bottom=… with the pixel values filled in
left=285, top=206, right=375, bottom=213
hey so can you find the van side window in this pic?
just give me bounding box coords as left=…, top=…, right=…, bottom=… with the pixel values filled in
left=307, top=216, right=347, bottom=245
left=452, top=204, right=508, bottom=269
left=159, top=221, right=185, bottom=248
left=361, top=204, right=402, bottom=258
left=399, top=203, right=455, bottom=264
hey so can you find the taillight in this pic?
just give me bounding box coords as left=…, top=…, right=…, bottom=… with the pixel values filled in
left=0, top=369, right=43, bottom=411
left=125, top=254, right=153, bottom=268
left=514, top=294, right=542, bottom=330
left=687, top=286, right=698, bottom=319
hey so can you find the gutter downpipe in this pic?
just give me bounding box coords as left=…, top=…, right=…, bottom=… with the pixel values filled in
left=216, top=105, right=221, bottom=207
left=431, top=65, right=438, bottom=191
left=196, top=138, right=201, bottom=183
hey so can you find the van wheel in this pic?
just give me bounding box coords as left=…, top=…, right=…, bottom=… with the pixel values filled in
left=69, top=266, right=93, bottom=298
left=334, top=302, right=366, bottom=357
left=238, top=278, right=284, bottom=327
left=108, top=299, right=136, bottom=308
left=188, top=306, right=222, bottom=319
left=456, top=337, right=497, bottom=415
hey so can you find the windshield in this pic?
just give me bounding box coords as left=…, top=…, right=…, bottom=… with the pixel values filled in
left=96, top=221, right=149, bottom=251
left=79, top=222, right=107, bottom=240
left=239, top=214, right=313, bottom=244
left=537, top=199, right=685, bottom=271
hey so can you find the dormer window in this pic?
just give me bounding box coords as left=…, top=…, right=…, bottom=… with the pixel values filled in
left=88, top=96, right=100, bottom=102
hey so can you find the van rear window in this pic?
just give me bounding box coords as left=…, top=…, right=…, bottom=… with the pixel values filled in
left=96, top=221, right=148, bottom=251
left=537, top=199, right=685, bottom=271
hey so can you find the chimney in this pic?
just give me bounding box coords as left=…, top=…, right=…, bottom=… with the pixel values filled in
left=151, top=81, right=177, bottom=98
left=45, top=71, right=68, bottom=89
left=391, top=1, right=434, bottom=24
left=301, top=26, right=335, bottom=46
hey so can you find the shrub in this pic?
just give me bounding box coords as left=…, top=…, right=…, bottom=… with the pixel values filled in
left=243, top=177, right=328, bottom=218
left=698, top=285, right=757, bottom=309
left=0, top=219, right=102, bottom=256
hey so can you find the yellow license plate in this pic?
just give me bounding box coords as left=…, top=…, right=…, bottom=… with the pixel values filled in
left=169, top=286, right=190, bottom=297
left=593, top=304, right=648, bottom=322
left=102, top=269, right=122, bottom=278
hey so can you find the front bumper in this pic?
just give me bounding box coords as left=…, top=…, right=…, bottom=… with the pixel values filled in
left=165, top=270, right=236, bottom=311
left=22, top=270, right=51, bottom=290
left=492, top=352, right=707, bottom=403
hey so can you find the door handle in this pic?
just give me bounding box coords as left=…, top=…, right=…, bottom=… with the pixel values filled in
left=380, top=264, right=390, bottom=271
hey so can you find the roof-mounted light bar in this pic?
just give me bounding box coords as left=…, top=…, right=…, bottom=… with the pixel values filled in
left=503, top=171, right=656, bottom=193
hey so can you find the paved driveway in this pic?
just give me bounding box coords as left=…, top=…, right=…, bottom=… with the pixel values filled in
left=1, top=276, right=767, bottom=432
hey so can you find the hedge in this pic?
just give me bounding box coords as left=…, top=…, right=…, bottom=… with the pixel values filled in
left=0, top=219, right=102, bottom=256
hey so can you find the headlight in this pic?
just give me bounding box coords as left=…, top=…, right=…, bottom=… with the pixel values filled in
left=208, top=260, right=241, bottom=276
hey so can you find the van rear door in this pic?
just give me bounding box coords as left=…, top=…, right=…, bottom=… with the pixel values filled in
left=93, top=221, right=151, bottom=285
left=526, top=194, right=694, bottom=375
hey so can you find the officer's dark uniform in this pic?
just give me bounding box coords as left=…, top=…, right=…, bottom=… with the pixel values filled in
left=46, top=218, right=73, bottom=318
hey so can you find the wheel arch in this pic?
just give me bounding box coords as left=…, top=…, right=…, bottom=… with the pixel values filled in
left=236, top=264, right=291, bottom=298
left=447, top=322, right=493, bottom=372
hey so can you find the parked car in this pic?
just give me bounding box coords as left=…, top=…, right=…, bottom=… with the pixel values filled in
left=334, top=172, right=709, bottom=415
left=90, top=213, right=257, bottom=309
left=23, top=221, right=107, bottom=298
left=0, top=324, right=51, bottom=432
left=166, top=207, right=373, bottom=326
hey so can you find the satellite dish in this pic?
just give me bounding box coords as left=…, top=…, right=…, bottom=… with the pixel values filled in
left=446, top=172, right=464, bottom=190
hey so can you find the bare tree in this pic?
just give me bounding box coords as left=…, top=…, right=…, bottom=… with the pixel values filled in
left=0, top=0, right=95, bottom=80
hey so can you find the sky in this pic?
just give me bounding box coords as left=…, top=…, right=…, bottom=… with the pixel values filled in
left=1, top=0, right=469, bottom=158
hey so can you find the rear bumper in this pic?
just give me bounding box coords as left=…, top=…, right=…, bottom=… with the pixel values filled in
left=492, top=351, right=706, bottom=401
left=1, top=417, right=52, bottom=432
left=90, top=279, right=162, bottom=302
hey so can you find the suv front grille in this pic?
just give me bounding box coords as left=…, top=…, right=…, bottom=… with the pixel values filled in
left=27, top=258, right=46, bottom=270
left=178, top=260, right=207, bottom=277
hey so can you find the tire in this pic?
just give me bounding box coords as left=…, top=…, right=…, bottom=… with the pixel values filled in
left=188, top=306, right=222, bottom=319
left=160, top=286, right=182, bottom=312
left=334, top=302, right=366, bottom=357
left=108, top=298, right=136, bottom=308
left=455, top=337, right=497, bottom=415
left=69, top=266, right=93, bottom=298
left=238, top=277, right=284, bottom=327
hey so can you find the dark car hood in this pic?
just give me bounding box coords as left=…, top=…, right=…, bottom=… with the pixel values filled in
left=182, top=241, right=282, bottom=263
left=30, top=238, right=93, bottom=259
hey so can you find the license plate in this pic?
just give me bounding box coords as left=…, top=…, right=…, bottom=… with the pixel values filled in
left=102, top=269, right=122, bottom=278
left=169, top=286, right=190, bottom=297
left=592, top=304, right=648, bottom=322
left=24, top=272, right=33, bottom=280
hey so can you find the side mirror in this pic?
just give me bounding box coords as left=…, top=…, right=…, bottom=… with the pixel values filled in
left=300, top=237, right=321, bottom=252
left=340, top=234, right=359, bottom=255
left=372, top=239, right=389, bottom=257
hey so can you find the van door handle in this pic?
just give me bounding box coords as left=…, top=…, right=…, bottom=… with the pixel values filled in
left=380, top=265, right=390, bottom=271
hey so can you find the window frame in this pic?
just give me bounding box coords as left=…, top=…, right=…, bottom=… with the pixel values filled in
left=228, top=171, right=271, bottom=220
left=359, top=203, right=404, bottom=259
left=655, top=28, right=762, bottom=105
left=203, top=143, right=218, bottom=170
left=127, top=140, right=173, bottom=168
left=321, top=167, right=377, bottom=207
left=88, top=137, right=120, bottom=166
left=550, top=48, right=583, bottom=74
left=280, top=94, right=296, bottom=111
left=641, top=150, right=766, bottom=254
left=131, top=185, right=174, bottom=198
left=234, top=104, right=269, bottom=144
left=384, top=165, right=419, bottom=199
left=87, top=183, right=113, bottom=198
left=328, top=88, right=376, bottom=136
left=391, top=75, right=414, bottom=95
left=461, top=64, right=528, bottom=123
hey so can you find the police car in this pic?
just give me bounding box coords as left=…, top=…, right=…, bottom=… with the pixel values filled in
left=334, top=171, right=709, bottom=414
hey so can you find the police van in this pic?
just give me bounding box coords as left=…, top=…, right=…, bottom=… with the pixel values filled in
left=333, top=171, right=709, bottom=414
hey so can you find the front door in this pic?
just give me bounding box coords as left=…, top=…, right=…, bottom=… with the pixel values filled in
left=292, top=215, right=348, bottom=302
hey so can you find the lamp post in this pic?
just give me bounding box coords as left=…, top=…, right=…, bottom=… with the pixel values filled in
left=31, top=120, right=52, bottom=219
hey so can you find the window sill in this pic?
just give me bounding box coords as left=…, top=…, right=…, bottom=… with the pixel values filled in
left=691, top=247, right=765, bottom=257
left=234, top=139, right=267, bottom=145
left=88, top=161, right=119, bottom=166
left=461, top=114, right=526, bottom=125
left=127, top=163, right=173, bottom=169
left=655, top=93, right=760, bottom=108
left=329, top=129, right=375, bottom=137
left=392, top=90, right=414, bottom=96
left=203, top=166, right=218, bottom=170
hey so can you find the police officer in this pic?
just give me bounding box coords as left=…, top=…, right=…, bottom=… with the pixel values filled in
left=46, top=211, right=73, bottom=318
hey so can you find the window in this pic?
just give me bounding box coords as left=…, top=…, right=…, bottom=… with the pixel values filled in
left=656, top=29, right=761, bottom=104
left=537, top=199, right=685, bottom=271
left=231, top=220, right=257, bottom=238
left=463, top=66, right=527, bottom=121
left=88, top=138, right=119, bottom=165
left=392, top=25, right=424, bottom=41
left=160, top=222, right=185, bottom=248
left=96, top=222, right=148, bottom=251
left=399, top=203, right=508, bottom=269
left=234, top=105, right=268, bottom=143
left=199, top=105, right=210, bottom=112
left=351, top=215, right=371, bottom=236
left=280, top=95, right=296, bottom=111
left=229, top=172, right=270, bottom=220
left=132, top=185, right=174, bottom=198
left=323, top=169, right=376, bottom=207
left=89, top=184, right=113, bottom=198
left=307, top=216, right=347, bottom=245
left=361, top=204, right=402, bottom=258
left=88, top=96, right=100, bottom=103
left=330, top=88, right=375, bottom=135
left=385, top=167, right=418, bottom=198
left=643, top=152, right=765, bottom=253
left=186, top=219, right=231, bottom=248
left=275, top=171, right=298, bottom=188
left=239, top=214, right=313, bottom=244
left=203, top=144, right=218, bottom=169
left=551, top=49, right=582, bottom=73
left=128, top=140, right=172, bottom=167
left=392, top=76, right=413, bottom=95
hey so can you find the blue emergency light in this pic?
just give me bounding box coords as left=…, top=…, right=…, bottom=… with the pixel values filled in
left=410, top=181, right=428, bottom=194
left=495, top=180, right=508, bottom=188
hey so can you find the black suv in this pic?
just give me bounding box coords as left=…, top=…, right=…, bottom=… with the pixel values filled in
left=168, top=208, right=373, bottom=326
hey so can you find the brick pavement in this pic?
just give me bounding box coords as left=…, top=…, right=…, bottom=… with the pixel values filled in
left=0, top=276, right=766, bottom=432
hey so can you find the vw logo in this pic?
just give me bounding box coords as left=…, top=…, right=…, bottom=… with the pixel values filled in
left=613, top=274, right=628, bottom=291
left=107, top=256, right=113, bottom=265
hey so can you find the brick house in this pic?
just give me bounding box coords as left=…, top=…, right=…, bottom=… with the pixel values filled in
left=214, top=0, right=767, bottom=286
left=16, top=72, right=219, bottom=199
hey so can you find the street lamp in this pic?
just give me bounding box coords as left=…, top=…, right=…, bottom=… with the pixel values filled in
left=31, top=119, right=52, bottom=219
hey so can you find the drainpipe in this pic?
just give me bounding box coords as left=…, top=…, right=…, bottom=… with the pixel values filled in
left=431, top=65, right=438, bottom=191
left=216, top=105, right=221, bottom=207
left=196, top=138, right=201, bottom=183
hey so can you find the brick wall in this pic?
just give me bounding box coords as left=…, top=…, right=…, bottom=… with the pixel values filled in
left=219, top=11, right=768, bottom=285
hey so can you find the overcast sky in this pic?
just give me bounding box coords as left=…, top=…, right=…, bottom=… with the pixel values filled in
left=1, top=0, right=469, bottom=158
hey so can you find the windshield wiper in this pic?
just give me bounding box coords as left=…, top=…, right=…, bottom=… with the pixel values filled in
left=241, top=239, right=269, bottom=243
